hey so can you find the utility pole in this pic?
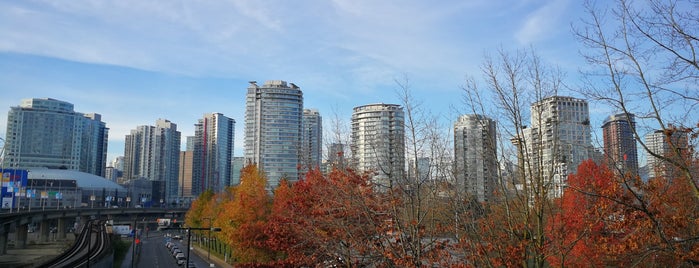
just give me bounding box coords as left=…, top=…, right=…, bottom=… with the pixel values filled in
left=131, top=217, right=137, bottom=268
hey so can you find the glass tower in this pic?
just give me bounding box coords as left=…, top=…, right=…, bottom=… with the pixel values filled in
left=244, top=80, right=303, bottom=189
left=301, top=108, right=322, bottom=172
left=192, top=112, right=235, bottom=195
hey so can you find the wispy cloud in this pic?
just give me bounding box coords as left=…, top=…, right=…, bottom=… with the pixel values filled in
left=0, top=0, right=592, bottom=160
left=515, top=0, right=571, bottom=45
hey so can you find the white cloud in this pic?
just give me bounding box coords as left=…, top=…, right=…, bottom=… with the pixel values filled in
left=515, top=0, right=571, bottom=45
left=0, top=0, right=595, bottom=162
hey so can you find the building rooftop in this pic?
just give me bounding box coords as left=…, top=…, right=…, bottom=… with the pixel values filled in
left=27, top=168, right=126, bottom=192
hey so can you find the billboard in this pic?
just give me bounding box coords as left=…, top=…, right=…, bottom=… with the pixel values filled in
left=1, top=169, right=28, bottom=209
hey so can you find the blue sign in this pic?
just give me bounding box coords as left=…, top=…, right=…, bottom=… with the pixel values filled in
left=1, top=169, right=28, bottom=208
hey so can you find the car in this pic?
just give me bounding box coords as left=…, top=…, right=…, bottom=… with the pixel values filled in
left=173, top=234, right=182, bottom=240
left=172, top=248, right=182, bottom=257
left=175, top=253, right=186, bottom=265
left=185, top=262, right=197, bottom=268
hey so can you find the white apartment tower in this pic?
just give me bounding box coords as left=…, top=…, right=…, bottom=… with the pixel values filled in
left=244, top=80, right=303, bottom=189
left=192, top=113, right=235, bottom=195
left=523, top=96, right=594, bottom=198
left=302, top=109, right=323, bottom=172
left=3, top=98, right=109, bottom=176
left=123, top=119, right=181, bottom=203
left=351, top=103, right=405, bottom=189
left=645, top=129, right=689, bottom=179
left=454, top=114, right=497, bottom=202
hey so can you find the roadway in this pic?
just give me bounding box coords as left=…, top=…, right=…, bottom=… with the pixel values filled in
left=124, top=231, right=224, bottom=268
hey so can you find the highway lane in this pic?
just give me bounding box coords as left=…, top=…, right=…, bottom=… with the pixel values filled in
left=135, top=232, right=209, bottom=268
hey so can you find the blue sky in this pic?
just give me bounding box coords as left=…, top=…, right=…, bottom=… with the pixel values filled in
left=0, top=0, right=606, bottom=163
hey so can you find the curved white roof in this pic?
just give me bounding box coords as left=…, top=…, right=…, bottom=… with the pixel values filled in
left=27, top=169, right=126, bottom=192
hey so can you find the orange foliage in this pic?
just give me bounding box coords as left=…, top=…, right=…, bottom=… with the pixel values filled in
left=227, top=164, right=275, bottom=264
left=548, top=159, right=699, bottom=266
left=546, top=160, right=622, bottom=266
left=265, top=168, right=387, bottom=266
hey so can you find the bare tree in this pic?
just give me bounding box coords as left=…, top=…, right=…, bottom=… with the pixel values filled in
left=367, top=75, right=456, bottom=266
left=575, top=0, right=698, bottom=197
left=567, top=0, right=699, bottom=264
left=455, top=48, right=570, bottom=267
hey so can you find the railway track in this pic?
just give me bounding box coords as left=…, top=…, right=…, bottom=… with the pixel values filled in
left=39, top=220, right=113, bottom=268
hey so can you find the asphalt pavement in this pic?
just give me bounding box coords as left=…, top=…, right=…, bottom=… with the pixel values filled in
left=122, top=232, right=232, bottom=268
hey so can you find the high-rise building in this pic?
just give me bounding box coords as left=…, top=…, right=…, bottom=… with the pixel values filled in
left=191, top=113, right=235, bottom=195
left=244, top=80, right=303, bottom=189
left=123, top=119, right=181, bottom=203
left=602, top=113, right=639, bottom=175
left=351, top=103, right=405, bottom=189
left=106, top=156, right=124, bottom=183
left=178, top=136, right=195, bottom=198
left=3, top=98, right=109, bottom=176
left=408, top=157, right=431, bottom=181
left=301, top=109, right=323, bottom=172
left=454, top=114, right=497, bottom=202
left=522, top=96, right=594, bottom=198
left=105, top=166, right=117, bottom=182
left=645, top=128, right=689, bottom=178
left=110, top=156, right=124, bottom=171
left=231, top=156, right=244, bottom=186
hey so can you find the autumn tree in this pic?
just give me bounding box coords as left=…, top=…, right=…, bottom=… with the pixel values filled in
left=185, top=189, right=215, bottom=228
left=265, top=168, right=389, bottom=267
left=547, top=158, right=699, bottom=266
left=546, top=160, right=623, bottom=266
left=554, top=0, right=699, bottom=265
left=575, top=0, right=698, bottom=197
left=227, top=164, right=275, bottom=264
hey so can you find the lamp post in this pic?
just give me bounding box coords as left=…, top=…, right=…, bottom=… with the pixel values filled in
left=126, top=196, right=131, bottom=208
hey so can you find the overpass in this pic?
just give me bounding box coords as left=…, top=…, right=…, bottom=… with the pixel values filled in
left=0, top=207, right=187, bottom=255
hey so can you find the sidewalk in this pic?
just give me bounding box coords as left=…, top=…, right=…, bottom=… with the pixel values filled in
left=120, top=240, right=135, bottom=268
left=189, top=244, right=233, bottom=268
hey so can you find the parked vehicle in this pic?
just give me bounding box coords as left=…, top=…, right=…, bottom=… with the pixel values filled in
left=175, top=253, right=186, bottom=265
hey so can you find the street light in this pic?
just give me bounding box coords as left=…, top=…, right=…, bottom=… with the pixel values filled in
left=126, top=196, right=131, bottom=208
